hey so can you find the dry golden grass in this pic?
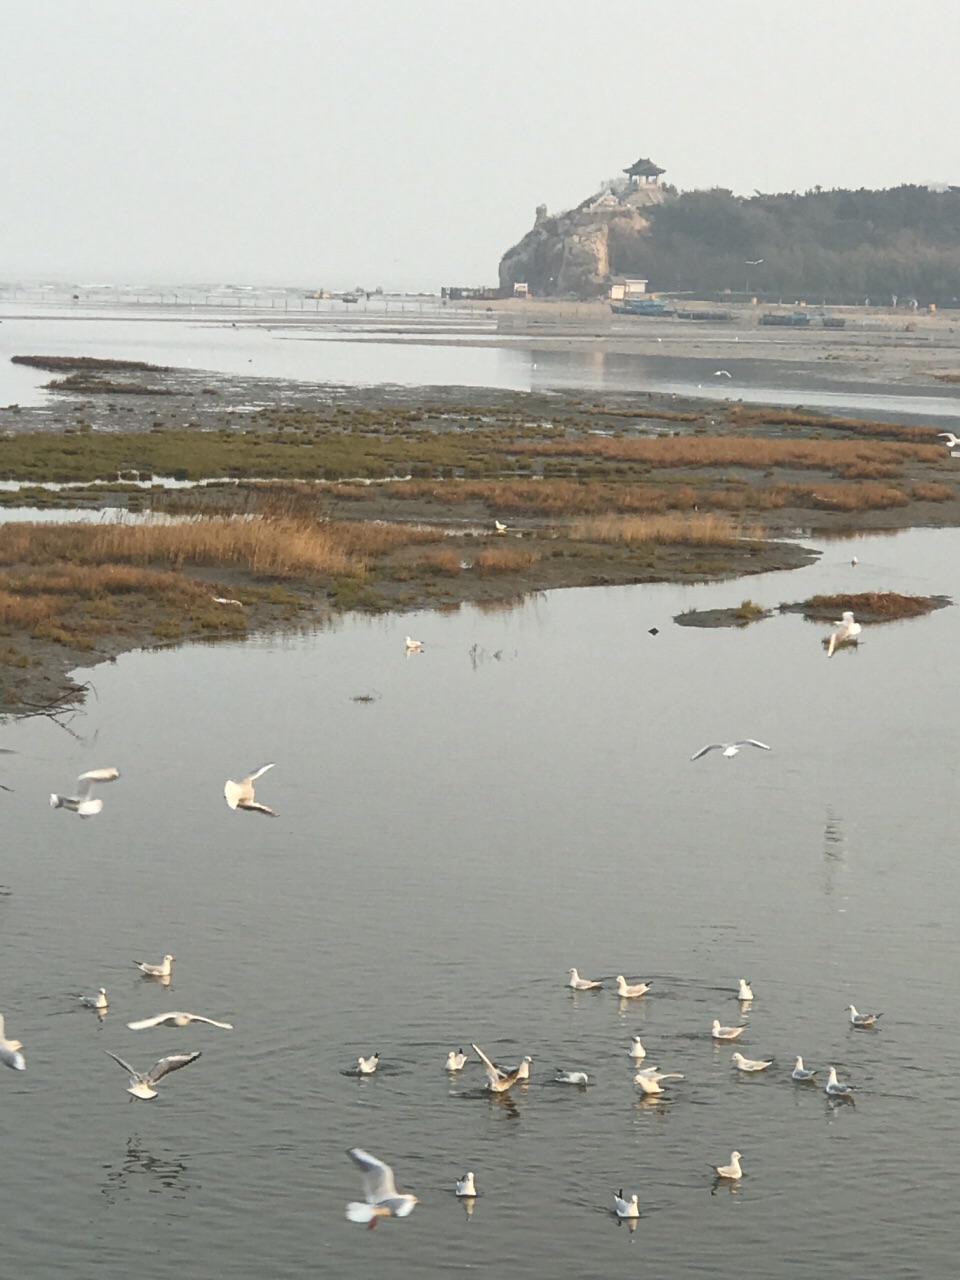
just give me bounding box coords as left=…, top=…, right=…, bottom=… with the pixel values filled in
left=911, top=481, right=954, bottom=501
left=473, top=547, right=541, bottom=575
left=570, top=513, right=761, bottom=546
left=802, top=592, right=939, bottom=620
left=725, top=405, right=938, bottom=443
left=418, top=548, right=463, bottom=575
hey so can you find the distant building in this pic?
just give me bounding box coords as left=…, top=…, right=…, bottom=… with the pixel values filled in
left=512, top=282, right=530, bottom=298
left=623, top=157, right=665, bottom=186
left=609, top=278, right=649, bottom=301
left=441, top=285, right=499, bottom=301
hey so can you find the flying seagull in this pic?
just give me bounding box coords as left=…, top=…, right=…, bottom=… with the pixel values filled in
left=224, top=763, right=277, bottom=816
left=937, top=432, right=960, bottom=448
left=615, top=975, right=652, bottom=998
left=827, top=612, right=861, bottom=656
left=848, top=1004, right=882, bottom=1028
left=745, top=258, right=764, bottom=265
left=105, top=1049, right=201, bottom=1100
left=472, top=1042, right=525, bottom=1093
left=50, top=767, right=120, bottom=817
left=691, top=740, right=770, bottom=760
left=0, top=1012, right=25, bottom=1071
left=345, top=1148, right=419, bottom=1227
left=710, top=1151, right=743, bottom=1180
left=714, top=370, right=732, bottom=378
left=133, top=954, right=175, bottom=979
left=127, top=1011, right=233, bottom=1030
left=567, top=967, right=602, bottom=990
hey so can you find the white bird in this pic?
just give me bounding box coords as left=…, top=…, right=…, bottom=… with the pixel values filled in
left=851, top=556, right=858, bottom=566
left=498, top=1054, right=532, bottom=1081
left=732, top=1051, right=773, bottom=1073
left=691, top=740, right=770, bottom=761
left=628, top=1035, right=646, bottom=1061
left=472, top=1042, right=525, bottom=1093
left=224, top=763, right=277, bottom=816
left=634, top=1069, right=684, bottom=1095
left=50, top=766, right=120, bottom=817
left=127, top=1011, right=233, bottom=1030
left=615, top=975, right=652, bottom=998
left=714, top=370, right=732, bottom=378
left=0, top=1012, right=25, bottom=1071
left=825, top=1066, right=855, bottom=1098
left=133, top=955, right=175, bottom=979
left=710, top=1151, right=743, bottom=1180
left=848, top=1004, right=882, bottom=1028
left=445, top=1049, right=468, bottom=1071
left=357, top=1053, right=379, bottom=1075
left=105, top=1049, right=201, bottom=1100
left=745, top=258, right=764, bottom=265
left=792, top=1056, right=818, bottom=1082
left=212, top=596, right=244, bottom=607
left=568, top=967, right=602, bottom=990
left=826, top=612, right=862, bottom=657
left=79, top=987, right=108, bottom=1011
left=456, top=1171, right=476, bottom=1197
left=614, top=1191, right=640, bottom=1219
left=737, top=978, right=754, bottom=1001
left=712, top=1020, right=745, bottom=1040
left=937, top=432, right=960, bottom=448
left=345, top=1148, right=419, bottom=1227
left=555, top=1069, right=589, bottom=1085
left=405, top=635, right=423, bottom=652
left=493, top=519, right=508, bottom=534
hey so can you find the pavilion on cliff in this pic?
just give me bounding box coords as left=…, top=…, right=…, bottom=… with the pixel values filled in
left=623, top=157, right=665, bottom=185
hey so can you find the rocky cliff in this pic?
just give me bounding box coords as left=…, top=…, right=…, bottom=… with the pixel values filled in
left=499, top=185, right=665, bottom=298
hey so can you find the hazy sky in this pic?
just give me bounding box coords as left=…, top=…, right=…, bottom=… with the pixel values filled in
left=2, top=0, right=958, bottom=289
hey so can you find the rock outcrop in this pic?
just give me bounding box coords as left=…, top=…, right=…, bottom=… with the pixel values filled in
left=499, top=185, right=666, bottom=299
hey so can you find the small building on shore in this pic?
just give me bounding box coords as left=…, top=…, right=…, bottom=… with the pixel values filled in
left=609, top=277, right=649, bottom=302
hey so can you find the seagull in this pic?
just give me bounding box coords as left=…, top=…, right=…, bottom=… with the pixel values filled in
left=825, top=1066, right=855, bottom=1098
left=50, top=767, right=120, bottom=817
left=851, top=556, right=858, bottom=566
left=357, top=1053, right=379, bottom=1075
left=105, top=1049, right=201, bottom=1100
left=792, top=1056, right=819, bottom=1082
left=614, top=1191, right=640, bottom=1219
left=732, top=1051, right=773, bottom=1073
left=937, top=432, right=960, bottom=448
left=345, top=1148, right=419, bottom=1227
left=628, top=1035, right=646, bottom=1061
left=133, top=954, right=175, bottom=979
left=712, top=1020, right=745, bottom=1040
left=737, top=978, right=754, bottom=1001
left=212, top=596, right=244, bottom=607
left=555, top=1069, right=589, bottom=1085
left=0, top=1012, right=25, bottom=1071
left=567, top=967, right=602, bottom=990
left=826, top=612, right=861, bottom=657
left=224, top=763, right=277, bottom=816
left=691, top=740, right=770, bottom=761
left=714, top=370, right=732, bottom=378
left=615, top=975, right=652, bottom=998
left=456, top=1171, right=476, bottom=1197
left=405, top=635, right=423, bottom=652
left=445, top=1049, right=468, bottom=1071
left=634, top=1069, right=684, bottom=1095
left=710, top=1151, right=743, bottom=1180
left=745, top=258, right=764, bottom=265
left=848, top=1004, right=882, bottom=1028
left=79, top=988, right=108, bottom=1011
left=127, top=1011, right=233, bottom=1030
left=498, top=1055, right=532, bottom=1081
left=472, top=1042, right=525, bottom=1092
left=493, top=519, right=508, bottom=533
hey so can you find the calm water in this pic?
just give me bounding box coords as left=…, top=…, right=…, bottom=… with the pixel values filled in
left=2, top=528, right=959, bottom=1277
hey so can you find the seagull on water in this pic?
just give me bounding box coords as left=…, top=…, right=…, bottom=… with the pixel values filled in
left=848, top=1004, right=882, bottom=1028
left=555, top=1069, right=589, bottom=1085
left=498, top=1054, right=532, bottom=1081
left=127, top=1011, right=233, bottom=1030
left=614, top=1191, right=640, bottom=1219
left=105, top=1049, right=201, bottom=1100
left=472, top=1042, right=525, bottom=1092
left=628, top=1035, right=646, bottom=1061
left=937, top=432, right=960, bottom=448
left=710, top=1151, right=743, bottom=1180
left=634, top=1068, right=684, bottom=1095
left=446, top=1049, right=468, bottom=1071
left=568, top=968, right=602, bottom=990
left=405, top=635, right=423, bottom=652
left=712, top=1020, right=745, bottom=1040
left=825, top=1066, right=855, bottom=1098
left=134, top=954, right=175, bottom=979
left=615, top=975, right=652, bottom=998
left=732, top=1051, right=773, bottom=1073
left=79, top=987, right=108, bottom=1011
left=714, top=370, right=732, bottom=378
left=737, top=978, right=754, bottom=1001
left=691, top=740, right=770, bottom=761
left=456, top=1171, right=476, bottom=1197
left=346, top=1148, right=419, bottom=1227
left=827, top=612, right=861, bottom=656
left=357, top=1053, right=379, bottom=1075
left=494, top=519, right=508, bottom=533
left=792, top=1056, right=818, bottom=1081
left=0, top=1012, right=25, bottom=1071
left=50, top=767, right=120, bottom=817
left=224, top=763, right=277, bottom=816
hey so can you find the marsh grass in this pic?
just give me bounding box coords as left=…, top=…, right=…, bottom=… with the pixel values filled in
left=799, top=591, right=940, bottom=621
left=570, top=513, right=762, bottom=546
left=473, top=547, right=541, bottom=575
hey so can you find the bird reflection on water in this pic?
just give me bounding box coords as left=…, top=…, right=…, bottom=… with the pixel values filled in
left=100, top=1136, right=193, bottom=1204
